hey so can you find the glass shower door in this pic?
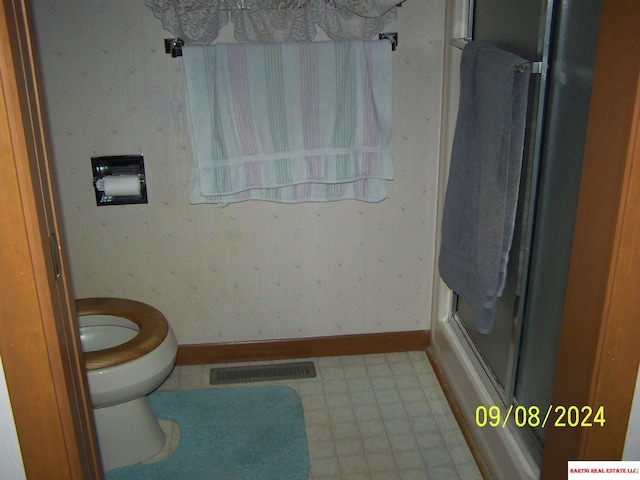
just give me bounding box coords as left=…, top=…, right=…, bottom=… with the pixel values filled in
left=513, top=0, right=602, bottom=446
left=452, top=0, right=603, bottom=457
left=452, top=0, right=551, bottom=407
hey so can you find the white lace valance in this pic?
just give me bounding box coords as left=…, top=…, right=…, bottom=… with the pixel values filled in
left=145, top=0, right=401, bottom=45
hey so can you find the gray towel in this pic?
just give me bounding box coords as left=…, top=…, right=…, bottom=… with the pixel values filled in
left=439, top=41, right=531, bottom=334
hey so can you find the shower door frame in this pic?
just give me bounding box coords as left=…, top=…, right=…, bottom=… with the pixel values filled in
left=431, top=1, right=640, bottom=478
left=430, top=0, right=554, bottom=480
left=450, top=0, right=556, bottom=455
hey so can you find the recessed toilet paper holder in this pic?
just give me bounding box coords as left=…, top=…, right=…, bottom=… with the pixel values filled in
left=92, top=155, right=148, bottom=206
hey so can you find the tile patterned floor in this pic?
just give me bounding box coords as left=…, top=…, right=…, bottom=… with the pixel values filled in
left=156, top=352, right=483, bottom=480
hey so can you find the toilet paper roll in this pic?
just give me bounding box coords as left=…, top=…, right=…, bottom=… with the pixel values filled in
left=103, top=175, right=142, bottom=196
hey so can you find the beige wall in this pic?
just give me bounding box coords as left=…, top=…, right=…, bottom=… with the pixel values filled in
left=32, top=0, right=445, bottom=345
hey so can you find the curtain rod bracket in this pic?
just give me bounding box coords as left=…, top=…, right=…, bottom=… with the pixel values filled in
left=379, top=32, right=398, bottom=51
left=165, top=38, right=184, bottom=57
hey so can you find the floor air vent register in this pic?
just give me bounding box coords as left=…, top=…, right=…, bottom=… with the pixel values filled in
left=210, top=361, right=317, bottom=385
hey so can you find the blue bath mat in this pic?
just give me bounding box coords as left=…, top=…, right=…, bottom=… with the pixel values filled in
left=105, top=386, right=309, bottom=480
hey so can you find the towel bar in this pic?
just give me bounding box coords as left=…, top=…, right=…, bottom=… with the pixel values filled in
left=165, top=35, right=398, bottom=58
left=451, top=38, right=543, bottom=74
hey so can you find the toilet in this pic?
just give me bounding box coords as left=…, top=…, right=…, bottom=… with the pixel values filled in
left=76, top=297, right=178, bottom=472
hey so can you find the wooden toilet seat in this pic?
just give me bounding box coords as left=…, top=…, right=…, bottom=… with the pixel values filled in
left=76, top=297, right=170, bottom=371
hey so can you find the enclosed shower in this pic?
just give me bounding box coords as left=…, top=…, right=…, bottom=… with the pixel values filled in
left=430, top=0, right=603, bottom=478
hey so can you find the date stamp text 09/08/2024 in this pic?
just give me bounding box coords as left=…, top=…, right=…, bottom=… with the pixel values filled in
left=475, top=405, right=605, bottom=429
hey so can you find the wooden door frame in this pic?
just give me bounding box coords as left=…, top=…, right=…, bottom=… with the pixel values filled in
left=540, top=0, right=640, bottom=476
left=0, top=0, right=101, bottom=478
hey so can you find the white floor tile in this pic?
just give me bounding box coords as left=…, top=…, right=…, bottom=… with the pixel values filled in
left=153, top=352, right=483, bottom=479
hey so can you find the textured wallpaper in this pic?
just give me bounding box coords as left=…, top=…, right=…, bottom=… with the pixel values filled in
left=32, top=0, right=445, bottom=345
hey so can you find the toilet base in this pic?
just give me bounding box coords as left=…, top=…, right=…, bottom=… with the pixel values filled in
left=93, top=395, right=166, bottom=472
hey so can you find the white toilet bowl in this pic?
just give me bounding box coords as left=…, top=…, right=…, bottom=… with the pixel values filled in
left=76, top=297, right=178, bottom=472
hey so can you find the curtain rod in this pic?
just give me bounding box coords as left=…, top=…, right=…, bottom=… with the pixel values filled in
left=165, top=33, right=398, bottom=57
